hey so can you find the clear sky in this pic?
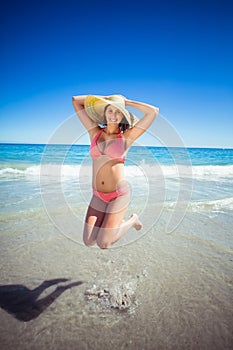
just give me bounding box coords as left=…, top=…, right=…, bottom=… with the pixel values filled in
left=1, top=0, right=233, bottom=148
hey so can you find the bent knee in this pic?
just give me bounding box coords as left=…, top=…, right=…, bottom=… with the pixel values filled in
left=83, top=238, right=96, bottom=247
left=96, top=238, right=112, bottom=249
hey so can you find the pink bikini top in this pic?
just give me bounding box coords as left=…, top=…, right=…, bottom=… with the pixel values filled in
left=90, top=129, right=126, bottom=163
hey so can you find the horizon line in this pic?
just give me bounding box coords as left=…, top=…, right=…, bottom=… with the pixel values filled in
left=0, top=141, right=233, bottom=150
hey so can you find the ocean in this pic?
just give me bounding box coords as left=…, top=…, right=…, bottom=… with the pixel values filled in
left=0, top=143, right=233, bottom=349
left=1, top=143, right=233, bottom=233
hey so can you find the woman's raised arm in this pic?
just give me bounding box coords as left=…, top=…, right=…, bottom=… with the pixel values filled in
left=72, top=95, right=97, bottom=132
left=124, top=98, right=159, bottom=143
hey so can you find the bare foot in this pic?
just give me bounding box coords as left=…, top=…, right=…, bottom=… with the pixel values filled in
left=131, top=214, right=143, bottom=231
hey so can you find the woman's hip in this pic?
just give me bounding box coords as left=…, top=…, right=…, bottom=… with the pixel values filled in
left=92, top=183, right=129, bottom=203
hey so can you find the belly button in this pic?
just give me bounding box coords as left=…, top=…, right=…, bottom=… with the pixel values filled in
left=101, top=181, right=104, bottom=185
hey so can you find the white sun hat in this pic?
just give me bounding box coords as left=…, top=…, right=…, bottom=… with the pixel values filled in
left=84, top=94, right=139, bottom=127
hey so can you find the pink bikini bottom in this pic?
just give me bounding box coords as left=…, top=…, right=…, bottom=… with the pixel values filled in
left=93, top=185, right=129, bottom=203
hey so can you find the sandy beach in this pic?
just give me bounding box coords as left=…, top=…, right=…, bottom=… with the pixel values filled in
left=1, top=206, right=233, bottom=350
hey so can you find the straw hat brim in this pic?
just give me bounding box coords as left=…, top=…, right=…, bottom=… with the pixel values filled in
left=84, top=95, right=139, bottom=127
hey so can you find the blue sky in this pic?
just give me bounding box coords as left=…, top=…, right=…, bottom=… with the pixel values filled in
left=1, top=0, right=233, bottom=148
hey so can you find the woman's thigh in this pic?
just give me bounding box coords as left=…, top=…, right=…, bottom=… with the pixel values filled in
left=84, top=191, right=130, bottom=246
left=99, top=191, right=130, bottom=231
left=96, top=194, right=130, bottom=248
left=83, top=195, right=107, bottom=244
left=85, top=195, right=107, bottom=227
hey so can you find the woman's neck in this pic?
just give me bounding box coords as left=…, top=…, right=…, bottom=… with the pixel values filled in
left=104, top=125, right=119, bottom=135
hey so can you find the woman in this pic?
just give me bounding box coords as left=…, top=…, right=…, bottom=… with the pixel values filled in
left=72, top=94, right=159, bottom=249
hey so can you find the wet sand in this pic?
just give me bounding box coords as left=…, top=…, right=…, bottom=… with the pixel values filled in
left=0, top=208, right=233, bottom=350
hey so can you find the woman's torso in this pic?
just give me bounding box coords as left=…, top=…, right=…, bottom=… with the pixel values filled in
left=90, top=128, right=127, bottom=192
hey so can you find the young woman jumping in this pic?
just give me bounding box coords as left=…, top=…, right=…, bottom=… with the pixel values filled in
left=72, top=94, right=159, bottom=249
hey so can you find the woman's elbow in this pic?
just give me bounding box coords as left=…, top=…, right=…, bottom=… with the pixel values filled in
left=151, top=107, right=159, bottom=119
left=72, top=96, right=81, bottom=109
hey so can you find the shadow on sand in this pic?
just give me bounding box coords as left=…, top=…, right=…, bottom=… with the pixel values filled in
left=0, top=278, right=83, bottom=322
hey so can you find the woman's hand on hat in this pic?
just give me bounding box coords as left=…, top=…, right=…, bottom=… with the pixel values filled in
left=118, top=94, right=127, bottom=102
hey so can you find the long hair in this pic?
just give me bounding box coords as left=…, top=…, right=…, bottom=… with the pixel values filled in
left=103, top=104, right=130, bottom=132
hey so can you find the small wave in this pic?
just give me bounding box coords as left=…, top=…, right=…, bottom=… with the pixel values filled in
left=0, top=166, right=39, bottom=176
left=190, top=197, right=233, bottom=212
left=162, top=164, right=233, bottom=179
left=0, top=164, right=233, bottom=180
left=40, top=164, right=83, bottom=177
left=127, top=164, right=233, bottom=180
left=191, top=165, right=233, bottom=179
left=165, top=197, right=233, bottom=214
left=0, top=165, right=83, bottom=178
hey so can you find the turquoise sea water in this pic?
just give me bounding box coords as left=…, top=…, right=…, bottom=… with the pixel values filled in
left=1, top=143, right=233, bottom=166
left=1, top=142, right=233, bottom=240
left=1, top=144, right=233, bottom=215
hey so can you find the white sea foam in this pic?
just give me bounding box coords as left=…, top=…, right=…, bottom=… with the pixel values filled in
left=189, top=197, right=233, bottom=212
left=191, top=165, right=233, bottom=179
left=0, top=166, right=40, bottom=176
left=165, top=196, right=233, bottom=213
left=126, top=164, right=233, bottom=180
left=0, top=164, right=233, bottom=180
left=0, top=165, right=82, bottom=178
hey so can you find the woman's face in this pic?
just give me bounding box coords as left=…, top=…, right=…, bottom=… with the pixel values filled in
left=105, top=105, right=124, bottom=125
